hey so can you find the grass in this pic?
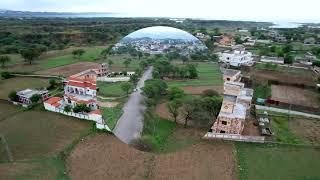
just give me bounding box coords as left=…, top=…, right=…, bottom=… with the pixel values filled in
left=98, top=81, right=133, bottom=97
left=142, top=111, right=176, bottom=152
left=166, top=62, right=223, bottom=87
left=101, top=104, right=124, bottom=130
left=236, top=143, right=320, bottom=180
left=0, top=46, right=105, bottom=73
left=253, top=84, right=271, bottom=99
left=0, top=77, right=50, bottom=99
left=256, top=62, right=313, bottom=77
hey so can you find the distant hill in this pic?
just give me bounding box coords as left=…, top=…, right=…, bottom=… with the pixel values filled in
left=0, top=9, right=119, bottom=18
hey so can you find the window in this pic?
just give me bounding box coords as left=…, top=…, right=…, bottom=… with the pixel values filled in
left=222, top=121, right=227, bottom=125
left=227, top=78, right=230, bottom=81
left=220, top=130, right=226, bottom=133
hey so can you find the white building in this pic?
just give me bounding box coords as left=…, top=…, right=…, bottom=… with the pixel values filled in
left=260, top=56, right=284, bottom=64
left=218, top=49, right=254, bottom=67
left=16, top=89, right=48, bottom=107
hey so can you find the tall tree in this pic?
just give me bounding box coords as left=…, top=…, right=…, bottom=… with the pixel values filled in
left=72, top=49, right=85, bottom=59
left=121, top=82, right=132, bottom=96
left=20, top=49, right=41, bottom=64
left=123, top=59, right=131, bottom=70
left=108, top=60, right=114, bottom=68
left=0, top=55, right=10, bottom=68
left=167, top=100, right=181, bottom=123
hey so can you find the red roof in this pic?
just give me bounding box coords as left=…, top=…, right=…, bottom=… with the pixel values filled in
left=67, top=76, right=96, bottom=84
left=45, top=97, right=62, bottom=105
left=90, top=109, right=102, bottom=115
left=67, top=81, right=96, bottom=90
left=52, top=102, right=61, bottom=107
left=64, top=94, right=96, bottom=104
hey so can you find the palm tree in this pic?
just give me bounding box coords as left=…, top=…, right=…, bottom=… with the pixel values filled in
left=0, top=55, right=10, bottom=68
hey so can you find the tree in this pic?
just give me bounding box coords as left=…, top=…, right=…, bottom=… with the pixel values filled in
left=130, top=74, right=139, bottom=85
left=138, top=51, right=143, bottom=60
left=201, top=96, right=223, bottom=118
left=284, top=54, right=294, bottom=64
left=181, top=96, right=198, bottom=128
left=283, top=44, right=293, bottom=53
left=73, top=103, right=90, bottom=113
left=30, top=94, right=42, bottom=104
left=142, top=79, right=168, bottom=99
left=167, top=100, right=181, bottom=123
left=168, top=87, right=185, bottom=100
left=72, top=49, right=85, bottom=59
left=276, top=48, right=284, bottom=57
left=64, top=105, right=72, bottom=112
left=123, top=59, right=131, bottom=70
left=1, top=72, right=13, bottom=79
left=108, top=60, right=114, bottom=68
left=8, top=91, right=18, bottom=102
left=186, top=64, right=198, bottom=79
left=121, top=82, right=132, bottom=96
left=49, top=79, right=57, bottom=89
left=139, top=60, right=148, bottom=69
left=20, top=48, right=41, bottom=64
left=0, top=55, right=10, bottom=68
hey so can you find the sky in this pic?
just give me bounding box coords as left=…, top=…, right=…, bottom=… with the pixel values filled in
left=1, top=0, right=320, bottom=23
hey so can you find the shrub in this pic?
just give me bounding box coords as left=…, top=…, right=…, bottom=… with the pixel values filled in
left=73, top=103, right=90, bottom=113
left=64, top=105, right=72, bottom=112
left=202, top=89, right=219, bottom=97
left=30, top=94, right=42, bottom=103
left=8, top=91, right=18, bottom=101
left=1, top=72, right=13, bottom=79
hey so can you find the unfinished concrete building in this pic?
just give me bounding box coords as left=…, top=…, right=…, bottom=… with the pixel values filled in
left=211, top=81, right=253, bottom=134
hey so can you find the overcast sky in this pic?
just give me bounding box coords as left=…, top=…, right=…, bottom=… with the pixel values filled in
left=1, top=0, right=319, bottom=22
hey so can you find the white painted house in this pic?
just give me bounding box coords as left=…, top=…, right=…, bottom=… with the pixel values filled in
left=218, top=49, right=254, bottom=67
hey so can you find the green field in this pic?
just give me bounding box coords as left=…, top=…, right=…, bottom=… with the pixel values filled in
left=0, top=77, right=50, bottom=99
left=1, top=46, right=105, bottom=73
left=255, top=63, right=313, bottom=77
left=101, top=104, right=124, bottom=130
left=98, top=81, right=133, bottom=97
left=166, top=63, right=223, bottom=87
left=236, top=143, right=320, bottom=180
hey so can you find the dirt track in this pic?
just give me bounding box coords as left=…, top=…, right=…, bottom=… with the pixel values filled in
left=67, top=134, right=236, bottom=180
left=35, top=62, right=100, bottom=76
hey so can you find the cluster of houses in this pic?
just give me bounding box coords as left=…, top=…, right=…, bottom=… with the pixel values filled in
left=210, top=69, right=253, bottom=135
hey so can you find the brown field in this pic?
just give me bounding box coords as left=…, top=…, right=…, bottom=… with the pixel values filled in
left=181, top=85, right=223, bottom=95
left=0, top=110, right=91, bottom=160
left=271, top=85, right=319, bottom=108
left=250, top=69, right=315, bottom=86
left=0, top=101, right=20, bottom=121
left=67, top=134, right=236, bottom=180
left=0, top=77, right=49, bottom=100
left=35, top=62, right=101, bottom=76
left=289, top=118, right=320, bottom=145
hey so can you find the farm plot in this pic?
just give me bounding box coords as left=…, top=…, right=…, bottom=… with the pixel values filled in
left=250, top=68, right=315, bottom=86
left=0, top=101, right=21, bottom=120
left=236, top=143, right=320, bottom=180
left=0, top=110, right=91, bottom=160
left=98, top=81, right=133, bottom=97
left=67, top=134, right=236, bottom=180
left=35, top=62, right=100, bottom=76
left=181, top=85, right=223, bottom=95
left=271, top=85, right=319, bottom=108
left=0, top=77, right=49, bottom=100
left=166, top=63, right=223, bottom=87
left=289, top=118, right=320, bottom=145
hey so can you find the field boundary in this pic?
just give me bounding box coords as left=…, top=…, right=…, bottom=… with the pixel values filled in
left=203, top=132, right=265, bottom=143
left=0, top=134, right=13, bottom=162
left=11, top=73, right=62, bottom=79
left=256, top=105, right=320, bottom=119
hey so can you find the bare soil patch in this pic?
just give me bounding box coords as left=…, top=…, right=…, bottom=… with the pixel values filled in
left=98, top=101, right=119, bottom=108
left=242, top=117, right=260, bottom=136
left=271, top=85, right=319, bottom=108
left=67, top=134, right=152, bottom=180
left=67, top=134, right=236, bottom=180
left=35, top=62, right=100, bottom=76
left=182, top=85, right=223, bottom=95
left=289, top=118, right=320, bottom=145
left=250, top=69, right=315, bottom=86
left=156, top=102, right=186, bottom=125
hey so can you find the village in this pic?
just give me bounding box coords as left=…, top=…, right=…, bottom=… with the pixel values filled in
left=1, top=18, right=320, bottom=180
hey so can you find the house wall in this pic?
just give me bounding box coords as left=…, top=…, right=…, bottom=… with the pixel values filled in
left=44, top=103, right=110, bottom=131
left=212, top=116, right=245, bottom=134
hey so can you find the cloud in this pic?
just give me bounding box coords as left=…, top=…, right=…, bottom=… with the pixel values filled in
left=0, top=0, right=319, bottom=22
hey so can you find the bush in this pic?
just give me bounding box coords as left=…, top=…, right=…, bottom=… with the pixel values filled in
left=202, top=89, right=219, bottom=97
left=73, top=103, right=90, bottom=113
left=64, top=105, right=72, bottom=112
left=1, top=72, right=13, bottom=79
left=8, top=91, right=18, bottom=101
left=30, top=94, right=42, bottom=103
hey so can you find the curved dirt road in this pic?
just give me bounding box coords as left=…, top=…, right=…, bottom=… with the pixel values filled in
left=113, top=66, right=153, bottom=144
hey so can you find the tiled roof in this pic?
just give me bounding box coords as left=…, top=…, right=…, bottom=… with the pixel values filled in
left=45, top=97, right=62, bottom=105
left=67, top=81, right=96, bottom=90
